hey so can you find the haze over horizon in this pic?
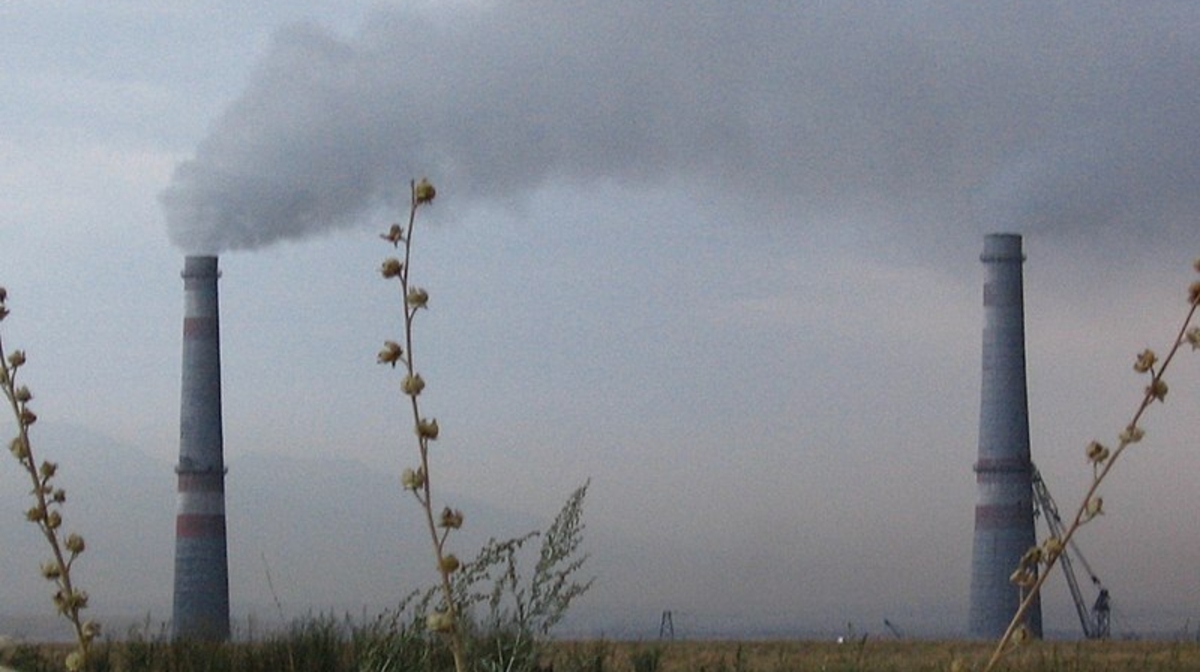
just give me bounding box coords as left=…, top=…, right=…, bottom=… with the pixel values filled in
left=4, top=1, right=1200, bottom=640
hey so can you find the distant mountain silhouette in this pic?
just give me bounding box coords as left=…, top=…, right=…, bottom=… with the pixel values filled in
left=0, top=422, right=548, bottom=640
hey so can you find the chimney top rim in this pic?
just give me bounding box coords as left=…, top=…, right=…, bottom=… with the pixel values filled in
left=181, top=255, right=220, bottom=279
left=981, top=233, right=1025, bottom=263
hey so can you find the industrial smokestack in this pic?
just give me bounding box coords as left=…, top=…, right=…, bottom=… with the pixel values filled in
left=171, top=255, right=231, bottom=640
left=969, top=233, right=1043, bottom=639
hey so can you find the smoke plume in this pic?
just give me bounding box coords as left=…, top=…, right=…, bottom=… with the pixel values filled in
left=161, top=2, right=1200, bottom=253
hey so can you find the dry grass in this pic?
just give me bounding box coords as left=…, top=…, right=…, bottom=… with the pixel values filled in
left=7, top=634, right=1200, bottom=671
left=546, top=639, right=1200, bottom=672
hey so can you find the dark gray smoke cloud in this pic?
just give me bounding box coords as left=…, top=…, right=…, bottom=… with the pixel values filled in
left=161, top=2, right=1200, bottom=253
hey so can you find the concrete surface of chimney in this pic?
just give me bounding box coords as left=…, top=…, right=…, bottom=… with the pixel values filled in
left=171, top=255, right=231, bottom=641
left=969, top=234, right=1043, bottom=639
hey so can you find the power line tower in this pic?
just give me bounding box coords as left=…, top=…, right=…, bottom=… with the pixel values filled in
left=659, top=611, right=675, bottom=640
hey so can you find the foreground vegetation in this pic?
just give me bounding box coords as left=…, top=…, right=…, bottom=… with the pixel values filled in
left=7, top=634, right=1200, bottom=672
left=584, top=639, right=1200, bottom=672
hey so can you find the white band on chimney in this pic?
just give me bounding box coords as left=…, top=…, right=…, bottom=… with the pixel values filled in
left=176, top=491, right=226, bottom=516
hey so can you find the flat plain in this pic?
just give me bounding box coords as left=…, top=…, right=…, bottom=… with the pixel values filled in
left=6, top=636, right=1200, bottom=671
left=544, top=639, right=1200, bottom=672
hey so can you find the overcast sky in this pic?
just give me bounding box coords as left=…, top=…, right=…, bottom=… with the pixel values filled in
left=4, top=1, right=1200, bottom=639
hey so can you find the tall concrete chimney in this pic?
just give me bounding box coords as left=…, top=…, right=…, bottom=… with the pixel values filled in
left=969, top=234, right=1042, bottom=639
left=171, top=255, right=231, bottom=640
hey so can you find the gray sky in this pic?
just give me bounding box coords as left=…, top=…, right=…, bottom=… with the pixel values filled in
left=4, top=1, right=1200, bottom=638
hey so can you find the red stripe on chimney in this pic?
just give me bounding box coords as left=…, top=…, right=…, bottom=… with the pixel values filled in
left=177, top=472, right=225, bottom=492
left=974, top=503, right=1028, bottom=530
left=176, top=514, right=227, bottom=538
left=183, top=317, right=218, bottom=338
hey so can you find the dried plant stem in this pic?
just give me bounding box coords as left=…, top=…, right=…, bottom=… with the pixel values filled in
left=983, top=295, right=1200, bottom=672
left=1, top=289, right=97, bottom=671
left=381, top=179, right=466, bottom=672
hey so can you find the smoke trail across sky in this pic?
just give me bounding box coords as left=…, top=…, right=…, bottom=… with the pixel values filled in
left=11, top=1, right=1200, bottom=636
left=160, top=1, right=1200, bottom=254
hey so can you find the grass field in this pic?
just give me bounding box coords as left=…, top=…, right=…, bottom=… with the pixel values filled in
left=6, top=636, right=1200, bottom=671
left=545, top=639, right=1200, bottom=672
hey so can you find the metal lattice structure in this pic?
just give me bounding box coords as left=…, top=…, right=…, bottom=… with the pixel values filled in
left=1031, top=465, right=1111, bottom=639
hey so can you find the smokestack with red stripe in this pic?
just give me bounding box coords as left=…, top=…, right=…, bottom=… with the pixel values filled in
left=968, top=234, right=1042, bottom=639
left=171, top=255, right=230, bottom=640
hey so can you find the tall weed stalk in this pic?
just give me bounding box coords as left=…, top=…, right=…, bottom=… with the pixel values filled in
left=378, top=179, right=592, bottom=671
left=0, top=286, right=99, bottom=671
left=376, top=177, right=468, bottom=671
